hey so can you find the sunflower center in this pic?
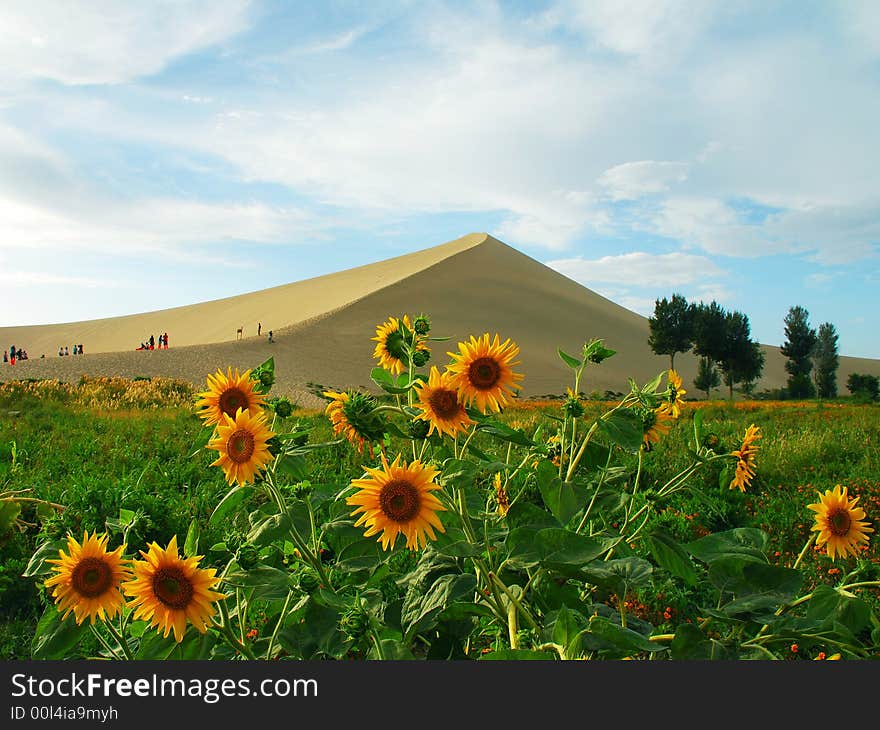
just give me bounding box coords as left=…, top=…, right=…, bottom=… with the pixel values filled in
left=152, top=567, right=195, bottom=610
left=828, top=508, right=852, bottom=536
left=71, top=557, right=113, bottom=598
left=379, top=479, right=421, bottom=523
left=219, top=388, right=248, bottom=418
left=468, top=357, right=501, bottom=390
left=226, top=429, right=256, bottom=463
left=428, top=388, right=460, bottom=419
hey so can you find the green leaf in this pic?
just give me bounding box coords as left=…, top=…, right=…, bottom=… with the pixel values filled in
left=686, top=527, right=769, bottom=565
left=586, top=616, right=663, bottom=654
left=401, top=573, right=477, bottom=641
left=536, top=459, right=588, bottom=525
left=247, top=513, right=292, bottom=547
left=557, top=348, right=582, bottom=370
left=595, top=408, right=644, bottom=453
left=278, top=597, right=349, bottom=659
left=31, top=607, right=87, bottom=659
left=806, top=585, right=873, bottom=635
left=370, top=367, right=412, bottom=394
left=223, top=566, right=293, bottom=600
left=187, top=424, right=216, bottom=458
left=646, top=530, right=699, bottom=586
left=209, top=484, right=253, bottom=528
left=118, top=508, right=136, bottom=527
left=476, top=419, right=535, bottom=447
left=23, top=539, right=66, bottom=577
left=0, top=500, right=21, bottom=535
left=582, top=557, right=653, bottom=597
left=479, top=649, right=555, bottom=660
left=505, top=501, right=560, bottom=530
left=670, top=623, right=714, bottom=660
left=506, top=527, right=618, bottom=569
left=275, top=453, right=309, bottom=482
left=183, top=519, right=200, bottom=558
left=552, top=605, right=585, bottom=653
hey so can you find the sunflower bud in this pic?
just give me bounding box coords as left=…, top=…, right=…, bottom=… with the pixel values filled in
left=411, top=349, right=430, bottom=367
left=702, top=432, right=721, bottom=450
left=267, top=435, right=283, bottom=457
left=413, top=314, right=431, bottom=335
left=273, top=397, right=294, bottom=419
left=562, top=389, right=584, bottom=418
left=258, top=369, right=275, bottom=390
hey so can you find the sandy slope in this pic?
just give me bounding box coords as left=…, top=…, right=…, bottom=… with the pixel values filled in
left=2, top=233, right=878, bottom=405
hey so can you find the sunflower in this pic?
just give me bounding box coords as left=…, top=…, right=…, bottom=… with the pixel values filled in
left=372, top=315, right=429, bottom=375
left=446, top=333, right=524, bottom=413
left=346, top=454, right=446, bottom=550
left=195, top=367, right=266, bottom=426
left=658, top=369, right=687, bottom=419
left=324, top=389, right=386, bottom=456
left=642, top=406, right=673, bottom=449
left=123, top=535, right=225, bottom=643
left=413, top=367, right=474, bottom=438
left=729, top=423, right=761, bottom=492
left=807, top=484, right=874, bottom=561
left=44, top=531, right=130, bottom=625
left=206, top=407, right=274, bottom=486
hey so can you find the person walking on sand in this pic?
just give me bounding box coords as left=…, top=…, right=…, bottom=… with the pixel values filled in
left=257, top=322, right=262, bottom=337
left=9, top=345, right=15, bottom=365
left=268, top=330, right=274, bottom=344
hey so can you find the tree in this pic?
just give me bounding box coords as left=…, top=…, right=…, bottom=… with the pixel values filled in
left=648, top=293, right=694, bottom=371
left=692, top=300, right=728, bottom=365
left=694, top=357, right=720, bottom=400
left=846, top=373, right=879, bottom=401
left=812, top=322, right=839, bottom=399
left=717, top=310, right=764, bottom=401
left=780, top=305, right=817, bottom=398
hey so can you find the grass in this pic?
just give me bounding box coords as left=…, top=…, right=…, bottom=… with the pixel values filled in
left=1, top=378, right=878, bottom=658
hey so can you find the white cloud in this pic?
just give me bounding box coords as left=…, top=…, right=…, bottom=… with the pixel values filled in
left=547, top=251, right=724, bottom=288
left=541, top=0, right=716, bottom=58
left=0, top=196, right=316, bottom=257
left=645, top=197, right=767, bottom=256
left=597, top=161, right=689, bottom=201
left=0, top=1, right=253, bottom=85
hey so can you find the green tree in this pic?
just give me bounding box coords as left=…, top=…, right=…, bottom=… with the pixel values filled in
left=692, top=300, right=728, bottom=366
left=648, top=293, right=694, bottom=371
left=780, top=305, right=817, bottom=398
left=812, top=322, right=839, bottom=399
left=717, top=311, right=764, bottom=401
left=694, top=357, right=720, bottom=400
left=846, top=373, right=879, bottom=401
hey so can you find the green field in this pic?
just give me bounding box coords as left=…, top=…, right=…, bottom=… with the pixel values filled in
left=1, top=376, right=878, bottom=660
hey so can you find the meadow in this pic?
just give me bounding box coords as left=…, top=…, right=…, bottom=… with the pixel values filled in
left=1, top=366, right=878, bottom=661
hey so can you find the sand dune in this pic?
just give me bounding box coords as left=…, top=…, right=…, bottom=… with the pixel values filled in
left=2, top=232, right=879, bottom=405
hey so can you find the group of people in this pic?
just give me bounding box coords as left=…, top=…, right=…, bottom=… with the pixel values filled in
left=137, top=333, right=169, bottom=351
left=58, top=345, right=83, bottom=356
left=4, top=345, right=30, bottom=364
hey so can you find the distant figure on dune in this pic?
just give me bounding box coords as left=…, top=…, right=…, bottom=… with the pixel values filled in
left=268, top=330, right=274, bottom=344
left=236, top=326, right=243, bottom=340
left=161, top=332, right=169, bottom=349
left=9, top=345, right=16, bottom=365
left=258, top=322, right=262, bottom=336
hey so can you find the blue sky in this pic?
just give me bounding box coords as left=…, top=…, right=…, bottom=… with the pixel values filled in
left=1, top=0, right=878, bottom=357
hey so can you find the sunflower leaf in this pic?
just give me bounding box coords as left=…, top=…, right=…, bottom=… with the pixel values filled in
left=557, top=348, right=582, bottom=370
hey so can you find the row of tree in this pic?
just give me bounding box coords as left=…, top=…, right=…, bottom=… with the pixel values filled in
left=647, top=294, right=764, bottom=400
left=648, top=295, right=842, bottom=400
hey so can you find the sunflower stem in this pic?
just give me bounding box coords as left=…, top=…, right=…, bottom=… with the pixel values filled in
left=791, top=532, right=817, bottom=571
left=265, top=591, right=292, bottom=660
left=217, top=600, right=257, bottom=660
